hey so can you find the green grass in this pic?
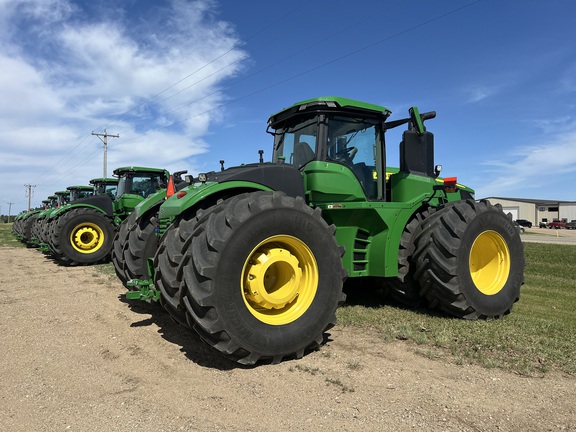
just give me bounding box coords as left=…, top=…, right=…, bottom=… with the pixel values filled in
left=0, top=223, right=25, bottom=248
left=338, top=242, right=576, bottom=376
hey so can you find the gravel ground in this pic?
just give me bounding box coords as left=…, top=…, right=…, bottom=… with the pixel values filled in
left=1, top=246, right=575, bottom=432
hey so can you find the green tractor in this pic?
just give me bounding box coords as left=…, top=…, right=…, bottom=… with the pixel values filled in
left=12, top=199, right=53, bottom=242
left=32, top=186, right=93, bottom=248
left=47, top=167, right=170, bottom=266
left=112, top=170, right=189, bottom=287
left=21, top=192, right=69, bottom=246
left=37, top=180, right=117, bottom=253
left=130, top=96, right=525, bottom=365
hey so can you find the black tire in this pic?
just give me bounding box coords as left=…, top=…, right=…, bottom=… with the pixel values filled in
left=160, top=191, right=347, bottom=365
left=38, top=218, right=48, bottom=244
left=122, top=205, right=162, bottom=286
left=12, top=219, right=22, bottom=236
left=112, top=211, right=137, bottom=286
left=50, top=208, right=116, bottom=266
left=384, top=208, right=433, bottom=307
left=30, top=218, right=43, bottom=244
left=43, top=219, right=56, bottom=246
left=47, top=218, right=64, bottom=259
left=154, top=212, right=199, bottom=326
left=22, top=214, right=38, bottom=244
left=413, top=200, right=524, bottom=319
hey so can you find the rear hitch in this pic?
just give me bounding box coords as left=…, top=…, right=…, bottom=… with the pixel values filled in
left=125, top=279, right=160, bottom=302
left=125, top=258, right=160, bottom=301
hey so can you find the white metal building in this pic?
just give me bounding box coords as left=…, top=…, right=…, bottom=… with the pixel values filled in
left=484, top=197, right=576, bottom=226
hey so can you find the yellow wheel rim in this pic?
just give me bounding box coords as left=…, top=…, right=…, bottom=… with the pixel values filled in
left=241, top=235, right=318, bottom=325
left=70, top=222, right=105, bottom=254
left=469, top=230, right=510, bottom=295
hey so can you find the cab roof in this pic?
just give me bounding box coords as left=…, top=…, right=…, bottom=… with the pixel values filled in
left=112, top=166, right=168, bottom=176
left=268, top=96, right=391, bottom=127
left=90, top=177, right=119, bottom=185
left=66, top=185, right=93, bottom=191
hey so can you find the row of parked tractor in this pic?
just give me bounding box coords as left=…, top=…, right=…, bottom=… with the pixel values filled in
left=12, top=167, right=185, bottom=267
left=12, top=96, right=526, bottom=365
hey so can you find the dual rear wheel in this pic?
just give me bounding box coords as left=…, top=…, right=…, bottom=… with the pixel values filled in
left=390, top=199, right=524, bottom=319
left=155, top=191, right=347, bottom=365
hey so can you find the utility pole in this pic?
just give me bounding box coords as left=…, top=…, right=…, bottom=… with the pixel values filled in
left=24, top=184, right=36, bottom=211
left=92, top=129, right=119, bottom=178
left=7, top=201, right=13, bottom=223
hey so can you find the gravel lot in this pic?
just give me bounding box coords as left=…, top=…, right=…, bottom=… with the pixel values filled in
left=1, top=246, right=575, bottom=431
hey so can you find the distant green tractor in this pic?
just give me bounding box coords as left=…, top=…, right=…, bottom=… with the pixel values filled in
left=13, top=197, right=54, bottom=241
left=22, top=192, right=69, bottom=246
left=13, top=206, right=44, bottom=242
left=128, top=97, right=525, bottom=365
left=30, top=180, right=117, bottom=254
left=47, top=167, right=170, bottom=266
left=32, top=186, right=93, bottom=248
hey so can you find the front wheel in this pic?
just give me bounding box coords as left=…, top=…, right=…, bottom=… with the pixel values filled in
left=414, top=200, right=524, bottom=319
left=168, top=191, right=347, bottom=365
left=51, top=208, right=116, bottom=265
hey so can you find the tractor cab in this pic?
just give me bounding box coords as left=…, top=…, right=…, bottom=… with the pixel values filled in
left=269, top=97, right=390, bottom=203
left=67, top=185, right=94, bottom=202
left=113, top=167, right=169, bottom=214
left=268, top=97, right=471, bottom=205
left=90, top=177, right=119, bottom=199
left=54, top=191, right=71, bottom=208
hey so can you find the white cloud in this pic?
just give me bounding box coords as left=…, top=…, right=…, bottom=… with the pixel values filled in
left=476, top=130, right=576, bottom=199
left=0, top=0, right=247, bottom=211
left=462, top=84, right=496, bottom=104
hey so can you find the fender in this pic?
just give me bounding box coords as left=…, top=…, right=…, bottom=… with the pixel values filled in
left=132, top=189, right=168, bottom=219
left=50, top=195, right=114, bottom=219
left=159, top=163, right=305, bottom=220
left=159, top=180, right=275, bottom=220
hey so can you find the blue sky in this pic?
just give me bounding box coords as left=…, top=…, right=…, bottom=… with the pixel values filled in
left=1, top=0, right=575, bottom=214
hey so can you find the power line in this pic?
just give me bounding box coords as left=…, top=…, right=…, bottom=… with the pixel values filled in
left=31, top=0, right=483, bottom=186
left=100, top=0, right=311, bottom=132
left=28, top=3, right=309, bottom=187
left=115, top=0, right=485, bottom=146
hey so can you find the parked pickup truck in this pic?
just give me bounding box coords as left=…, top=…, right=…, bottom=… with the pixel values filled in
left=548, top=219, right=567, bottom=229
left=566, top=220, right=576, bottom=230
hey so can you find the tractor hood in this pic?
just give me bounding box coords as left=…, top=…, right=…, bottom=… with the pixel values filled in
left=158, top=163, right=304, bottom=220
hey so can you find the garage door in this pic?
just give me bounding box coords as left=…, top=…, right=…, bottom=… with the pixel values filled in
left=502, top=207, right=518, bottom=220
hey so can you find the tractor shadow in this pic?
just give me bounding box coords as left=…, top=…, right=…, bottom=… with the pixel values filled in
left=118, top=294, right=338, bottom=370
left=341, top=277, right=446, bottom=319
left=117, top=277, right=433, bottom=370
left=118, top=295, right=247, bottom=370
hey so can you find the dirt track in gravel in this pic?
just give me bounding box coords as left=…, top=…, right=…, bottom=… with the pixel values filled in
left=1, top=246, right=575, bottom=432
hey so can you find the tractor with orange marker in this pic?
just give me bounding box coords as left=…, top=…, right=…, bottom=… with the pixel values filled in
left=111, top=169, right=189, bottom=286
left=47, top=167, right=179, bottom=266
